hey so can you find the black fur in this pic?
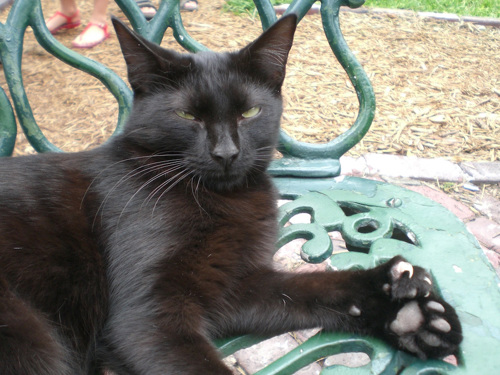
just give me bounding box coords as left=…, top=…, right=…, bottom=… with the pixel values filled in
left=0, top=15, right=461, bottom=374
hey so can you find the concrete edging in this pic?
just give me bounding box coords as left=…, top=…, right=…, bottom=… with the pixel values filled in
left=341, top=153, right=500, bottom=184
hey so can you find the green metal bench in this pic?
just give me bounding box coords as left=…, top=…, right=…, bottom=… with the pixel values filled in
left=1, top=0, right=499, bottom=373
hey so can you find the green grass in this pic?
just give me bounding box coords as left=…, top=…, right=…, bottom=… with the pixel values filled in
left=223, top=0, right=290, bottom=15
left=368, top=0, right=499, bottom=18
left=224, top=0, right=500, bottom=18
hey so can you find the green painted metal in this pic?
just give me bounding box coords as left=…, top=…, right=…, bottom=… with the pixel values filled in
left=217, top=177, right=500, bottom=374
left=0, top=85, right=16, bottom=156
left=2, top=1, right=500, bottom=374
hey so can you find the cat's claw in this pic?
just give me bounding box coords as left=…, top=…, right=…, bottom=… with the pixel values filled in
left=391, top=260, right=414, bottom=280
left=384, top=257, right=462, bottom=359
left=387, top=258, right=433, bottom=300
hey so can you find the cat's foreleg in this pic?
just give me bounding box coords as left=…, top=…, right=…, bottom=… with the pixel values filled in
left=222, top=256, right=462, bottom=360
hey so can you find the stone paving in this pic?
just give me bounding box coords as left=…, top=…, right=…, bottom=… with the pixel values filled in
left=225, top=154, right=500, bottom=374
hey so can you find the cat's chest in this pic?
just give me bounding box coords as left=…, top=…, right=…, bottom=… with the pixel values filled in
left=101, top=176, right=278, bottom=305
left=150, top=190, right=279, bottom=299
left=104, top=180, right=277, bottom=262
left=179, top=188, right=278, bottom=252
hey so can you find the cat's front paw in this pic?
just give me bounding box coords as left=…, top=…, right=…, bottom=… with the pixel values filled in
left=383, top=257, right=462, bottom=359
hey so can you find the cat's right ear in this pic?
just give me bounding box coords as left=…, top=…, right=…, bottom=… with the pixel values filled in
left=112, top=17, right=191, bottom=95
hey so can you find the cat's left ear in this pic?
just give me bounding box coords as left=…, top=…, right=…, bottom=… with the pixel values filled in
left=239, top=14, right=298, bottom=92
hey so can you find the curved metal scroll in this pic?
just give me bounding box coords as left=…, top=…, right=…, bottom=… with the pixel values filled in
left=0, top=0, right=374, bottom=178
left=0, top=84, right=15, bottom=155
left=269, top=0, right=375, bottom=178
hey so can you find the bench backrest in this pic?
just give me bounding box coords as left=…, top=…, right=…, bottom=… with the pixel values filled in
left=0, top=0, right=374, bottom=185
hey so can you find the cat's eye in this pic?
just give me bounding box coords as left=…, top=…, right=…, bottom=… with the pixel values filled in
left=175, top=110, right=196, bottom=121
left=241, top=106, right=261, bottom=119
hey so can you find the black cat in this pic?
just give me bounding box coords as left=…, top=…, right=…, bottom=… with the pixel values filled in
left=0, top=15, right=461, bottom=374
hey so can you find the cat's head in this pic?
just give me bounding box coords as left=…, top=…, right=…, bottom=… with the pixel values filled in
left=112, top=15, right=297, bottom=192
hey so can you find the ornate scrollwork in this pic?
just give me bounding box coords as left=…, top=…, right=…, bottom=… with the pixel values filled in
left=277, top=179, right=423, bottom=266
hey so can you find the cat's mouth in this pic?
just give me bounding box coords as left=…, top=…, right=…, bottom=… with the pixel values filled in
left=196, top=164, right=250, bottom=192
left=204, top=174, right=245, bottom=192
left=185, top=148, right=269, bottom=192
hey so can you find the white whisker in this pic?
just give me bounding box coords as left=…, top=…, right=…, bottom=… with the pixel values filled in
left=143, top=166, right=188, bottom=207
left=190, top=175, right=209, bottom=217
left=92, top=158, right=186, bottom=229
left=151, top=169, right=195, bottom=216
left=116, top=163, right=187, bottom=224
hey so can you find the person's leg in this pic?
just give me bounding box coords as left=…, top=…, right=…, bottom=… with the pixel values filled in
left=72, top=0, right=110, bottom=49
left=59, top=0, right=78, bottom=15
left=46, top=0, right=81, bottom=34
left=88, top=0, right=108, bottom=25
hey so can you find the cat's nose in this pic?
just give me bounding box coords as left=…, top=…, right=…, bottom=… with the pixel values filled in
left=211, top=142, right=239, bottom=168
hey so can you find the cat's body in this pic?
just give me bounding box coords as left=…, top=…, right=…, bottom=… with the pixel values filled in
left=0, top=16, right=461, bottom=374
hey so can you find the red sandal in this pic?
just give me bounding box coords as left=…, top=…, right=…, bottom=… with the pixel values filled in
left=46, top=10, right=81, bottom=35
left=71, top=22, right=110, bottom=49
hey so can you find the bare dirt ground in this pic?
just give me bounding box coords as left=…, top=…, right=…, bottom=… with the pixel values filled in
left=1, top=0, right=498, bottom=162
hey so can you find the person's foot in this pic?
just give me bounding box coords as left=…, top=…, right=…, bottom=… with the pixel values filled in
left=181, top=0, right=198, bottom=12
left=0, top=0, right=14, bottom=12
left=136, top=0, right=157, bottom=20
left=71, top=22, right=109, bottom=49
left=141, top=6, right=156, bottom=19
left=46, top=10, right=81, bottom=34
